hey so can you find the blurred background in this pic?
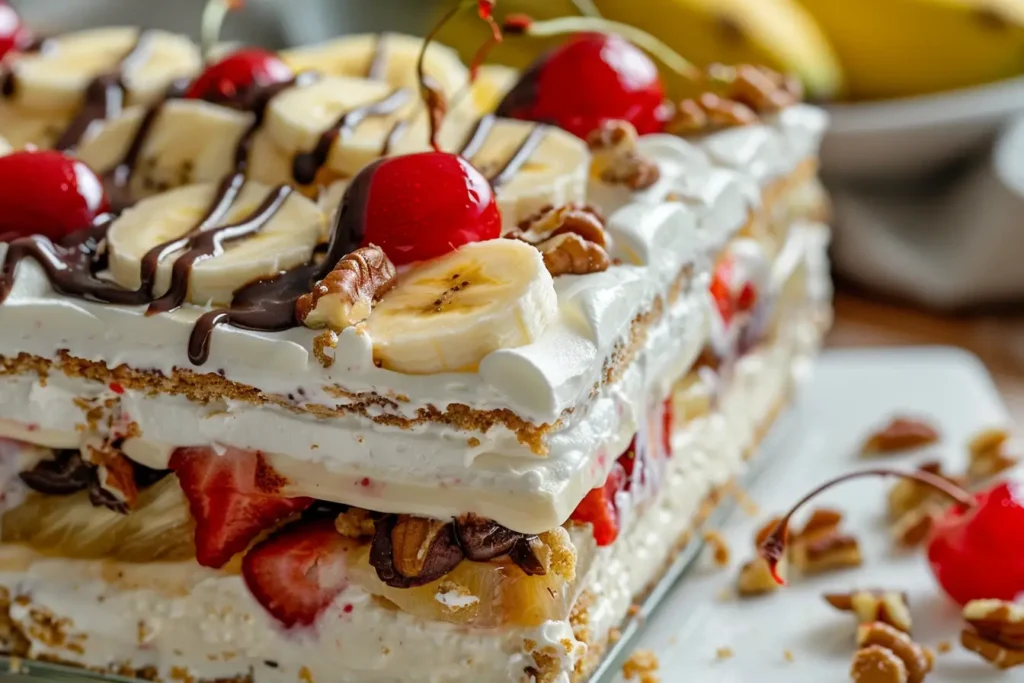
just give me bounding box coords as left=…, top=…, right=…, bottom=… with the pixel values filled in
left=13, top=0, right=1024, bottom=419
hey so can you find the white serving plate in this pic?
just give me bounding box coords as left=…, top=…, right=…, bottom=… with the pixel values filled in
left=609, top=346, right=1016, bottom=682
left=821, top=77, right=1024, bottom=181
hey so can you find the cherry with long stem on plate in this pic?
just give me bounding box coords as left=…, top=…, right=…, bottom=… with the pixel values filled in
left=494, top=14, right=701, bottom=139
left=350, top=0, right=502, bottom=266
left=758, top=468, right=1024, bottom=606
left=0, top=150, right=110, bottom=242
left=184, top=0, right=294, bottom=106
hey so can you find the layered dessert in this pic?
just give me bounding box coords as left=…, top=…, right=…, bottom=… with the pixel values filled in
left=0, top=4, right=830, bottom=682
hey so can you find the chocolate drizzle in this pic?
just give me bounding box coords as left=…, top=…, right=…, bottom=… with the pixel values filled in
left=458, top=113, right=495, bottom=159
left=292, top=88, right=411, bottom=185
left=487, top=124, right=547, bottom=188
left=54, top=30, right=155, bottom=151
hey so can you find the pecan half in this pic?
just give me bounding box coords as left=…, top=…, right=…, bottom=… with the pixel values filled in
left=825, top=591, right=912, bottom=633
left=791, top=532, right=862, bottom=575
left=963, top=599, right=1024, bottom=652
left=888, top=461, right=962, bottom=521
left=369, top=514, right=464, bottom=588
left=84, top=442, right=138, bottom=513
left=454, top=513, right=523, bottom=561
left=850, top=645, right=908, bottom=683
left=667, top=93, right=758, bottom=136
left=296, top=244, right=397, bottom=331
left=857, top=622, right=932, bottom=683
left=511, top=203, right=608, bottom=249
left=861, top=416, right=940, bottom=455
left=538, top=232, right=611, bottom=277
left=736, top=557, right=781, bottom=597
left=586, top=120, right=660, bottom=190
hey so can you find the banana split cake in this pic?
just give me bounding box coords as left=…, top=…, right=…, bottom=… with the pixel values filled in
left=0, top=10, right=830, bottom=683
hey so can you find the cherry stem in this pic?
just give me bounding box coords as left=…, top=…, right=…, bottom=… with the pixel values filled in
left=504, top=15, right=701, bottom=82
left=417, top=0, right=491, bottom=152
left=571, top=0, right=602, bottom=18
left=200, top=0, right=245, bottom=60
left=758, top=468, right=977, bottom=586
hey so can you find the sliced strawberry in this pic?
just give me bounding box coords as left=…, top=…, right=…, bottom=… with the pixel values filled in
left=617, top=437, right=638, bottom=485
left=242, top=517, right=357, bottom=628
left=169, top=446, right=312, bottom=568
left=736, top=281, right=758, bottom=313
left=570, top=462, right=626, bottom=546
left=709, top=258, right=735, bottom=324
left=661, top=397, right=674, bottom=458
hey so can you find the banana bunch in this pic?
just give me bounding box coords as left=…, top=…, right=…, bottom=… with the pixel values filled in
left=366, top=239, right=559, bottom=374
left=793, top=0, right=1024, bottom=100
left=441, top=0, right=843, bottom=101
left=106, top=180, right=325, bottom=307
left=0, top=27, right=201, bottom=150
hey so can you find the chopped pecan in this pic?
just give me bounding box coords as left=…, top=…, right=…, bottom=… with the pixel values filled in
left=967, top=427, right=1018, bottom=481
left=891, top=503, right=942, bottom=548
left=963, top=599, right=1024, bottom=652
left=961, top=629, right=1024, bottom=670
left=887, top=461, right=962, bottom=520
left=666, top=92, right=758, bottom=136
left=791, top=532, right=862, bottom=575
left=84, top=442, right=138, bottom=512
left=861, top=416, right=940, bottom=455
left=857, top=622, right=932, bottom=683
left=586, top=120, right=660, bottom=190
left=736, top=557, right=782, bottom=597
left=754, top=515, right=786, bottom=547
left=538, top=232, right=611, bottom=276
left=514, top=203, right=608, bottom=249
left=850, top=645, right=908, bottom=683
left=796, top=507, right=844, bottom=541
left=725, top=64, right=803, bottom=113
left=296, top=245, right=397, bottom=331
left=825, top=591, right=912, bottom=633
left=454, top=513, right=523, bottom=561
left=369, top=514, right=464, bottom=588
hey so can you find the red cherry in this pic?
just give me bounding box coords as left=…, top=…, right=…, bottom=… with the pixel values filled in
left=498, top=33, right=667, bottom=139
left=357, top=152, right=502, bottom=265
left=184, top=48, right=293, bottom=105
left=927, top=478, right=1024, bottom=604
left=0, top=150, right=109, bottom=242
left=0, top=2, right=31, bottom=61
left=570, top=462, right=626, bottom=546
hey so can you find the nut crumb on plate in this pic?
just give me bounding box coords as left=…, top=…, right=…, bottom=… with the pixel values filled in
left=715, top=646, right=734, bottom=660
left=622, top=648, right=659, bottom=682
left=702, top=530, right=731, bottom=567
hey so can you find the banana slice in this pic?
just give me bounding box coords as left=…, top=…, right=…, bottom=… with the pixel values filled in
left=280, top=33, right=469, bottom=99
left=366, top=239, right=558, bottom=374
left=460, top=118, right=590, bottom=230
left=107, top=181, right=326, bottom=306
left=77, top=99, right=255, bottom=201
left=8, top=27, right=201, bottom=114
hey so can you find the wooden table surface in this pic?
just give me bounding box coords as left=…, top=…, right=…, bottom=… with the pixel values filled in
left=827, top=290, right=1024, bottom=424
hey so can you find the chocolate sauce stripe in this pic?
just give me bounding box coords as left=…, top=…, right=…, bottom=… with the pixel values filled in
left=488, top=124, right=547, bottom=189
left=54, top=30, right=154, bottom=151
left=458, top=114, right=495, bottom=159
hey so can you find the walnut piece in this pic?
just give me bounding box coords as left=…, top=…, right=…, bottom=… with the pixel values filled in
left=851, top=645, right=908, bottom=683
left=586, top=120, right=660, bottom=190
left=824, top=591, right=912, bottom=633
left=961, top=599, right=1024, bottom=668
left=857, top=622, right=932, bottom=683
left=538, top=232, right=611, bottom=277
left=296, top=245, right=397, bottom=331
left=667, top=92, right=757, bottom=136
left=736, top=557, right=782, bottom=597
left=967, top=427, right=1018, bottom=481
left=369, top=514, right=464, bottom=588
left=861, top=416, right=940, bottom=455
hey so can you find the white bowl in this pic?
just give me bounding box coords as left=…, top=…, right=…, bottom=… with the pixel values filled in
left=821, top=76, right=1024, bottom=181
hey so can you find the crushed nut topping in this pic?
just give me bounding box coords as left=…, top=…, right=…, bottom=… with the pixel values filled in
left=861, top=416, right=940, bottom=455
left=586, top=120, right=661, bottom=190
left=296, top=245, right=397, bottom=331
left=538, top=232, right=611, bottom=277
left=967, top=427, right=1018, bottom=481
left=666, top=92, right=758, bottom=136
left=857, top=622, right=933, bottom=683
left=334, top=507, right=375, bottom=538
left=850, top=645, right=909, bottom=683
left=710, top=63, right=803, bottom=114
left=825, top=591, right=912, bottom=633
left=961, top=599, right=1024, bottom=669
left=370, top=514, right=464, bottom=588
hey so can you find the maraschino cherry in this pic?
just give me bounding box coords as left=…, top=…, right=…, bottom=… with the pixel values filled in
left=0, top=150, right=110, bottom=242
left=0, top=1, right=32, bottom=61
left=758, top=468, right=1024, bottom=606
left=355, top=152, right=501, bottom=265
left=496, top=15, right=700, bottom=139
left=184, top=0, right=293, bottom=106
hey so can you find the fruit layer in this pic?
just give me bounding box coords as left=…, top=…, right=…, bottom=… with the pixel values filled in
left=0, top=239, right=830, bottom=683
left=0, top=110, right=826, bottom=534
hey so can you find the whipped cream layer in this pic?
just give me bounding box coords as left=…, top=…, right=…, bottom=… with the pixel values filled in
left=0, top=231, right=830, bottom=683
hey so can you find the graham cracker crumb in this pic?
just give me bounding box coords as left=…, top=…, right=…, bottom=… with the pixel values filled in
left=311, top=330, right=338, bottom=368
left=783, top=649, right=795, bottom=662
left=334, top=507, right=375, bottom=538
left=622, top=649, right=659, bottom=683
left=715, top=646, right=734, bottom=660
left=703, top=530, right=731, bottom=566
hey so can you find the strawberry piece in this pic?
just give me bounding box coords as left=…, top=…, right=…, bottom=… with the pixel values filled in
left=169, top=447, right=312, bottom=568
left=736, top=281, right=758, bottom=313
left=570, top=463, right=626, bottom=546
left=709, top=259, right=735, bottom=324
left=242, top=517, right=357, bottom=628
